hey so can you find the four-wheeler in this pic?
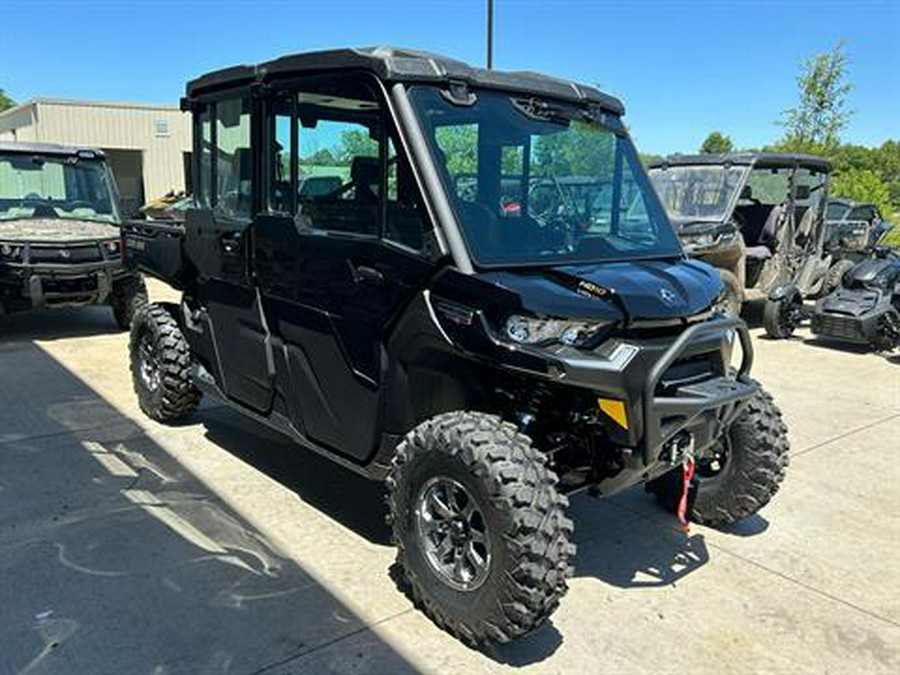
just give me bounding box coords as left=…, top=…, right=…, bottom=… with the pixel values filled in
left=0, top=141, right=146, bottom=327
left=648, top=154, right=833, bottom=319
left=124, top=47, right=790, bottom=645
left=767, top=227, right=900, bottom=351
left=821, top=198, right=890, bottom=295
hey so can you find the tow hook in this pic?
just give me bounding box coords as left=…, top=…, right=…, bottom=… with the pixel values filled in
left=662, top=431, right=696, bottom=533
left=678, top=453, right=696, bottom=534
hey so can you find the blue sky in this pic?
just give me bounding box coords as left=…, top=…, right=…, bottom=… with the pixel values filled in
left=2, top=0, right=897, bottom=155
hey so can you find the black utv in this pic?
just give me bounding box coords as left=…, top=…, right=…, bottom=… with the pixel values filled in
left=125, top=47, right=790, bottom=645
left=0, top=141, right=146, bottom=326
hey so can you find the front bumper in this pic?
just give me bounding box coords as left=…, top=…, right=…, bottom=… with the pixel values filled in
left=812, top=289, right=898, bottom=345
left=456, top=309, right=758, bottom=488
left=0, top=260, right=128, bottom=310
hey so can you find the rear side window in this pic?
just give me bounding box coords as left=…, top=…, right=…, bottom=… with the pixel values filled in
left=194, top=96, right=253, bottom=219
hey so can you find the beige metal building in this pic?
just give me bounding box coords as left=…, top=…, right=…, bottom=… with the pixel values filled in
left=0, top=99, right=191, bottom=214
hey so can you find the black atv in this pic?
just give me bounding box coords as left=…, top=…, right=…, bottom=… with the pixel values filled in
left=812, top=240, right=899, bottom=350
left=124, top=47, right=790, bottom=645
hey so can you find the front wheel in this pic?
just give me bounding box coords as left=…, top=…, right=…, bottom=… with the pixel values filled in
left=387, top=412, right=574, bottom=645
left=651, top=386, right=789, bottom=526
left=763, top=286, right=803, bottom=339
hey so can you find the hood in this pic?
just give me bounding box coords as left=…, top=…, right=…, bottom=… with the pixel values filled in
left=0, top=218, right=121, bottom=243
left=477, top=258, right=720, bottom=322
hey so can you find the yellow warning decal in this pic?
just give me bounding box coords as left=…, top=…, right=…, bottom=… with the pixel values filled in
left=598, top=398, right=629, bottom=430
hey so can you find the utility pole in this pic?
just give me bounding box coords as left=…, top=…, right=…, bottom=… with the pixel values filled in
left=486, top=0, right=494, bottom=69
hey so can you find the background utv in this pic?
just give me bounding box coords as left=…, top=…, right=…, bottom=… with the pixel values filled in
left=0, top=141, right=146, bottom=326
left=125, top=47, right=790, bottom=646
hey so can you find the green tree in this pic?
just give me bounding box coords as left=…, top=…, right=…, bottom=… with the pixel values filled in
left=831, top=168, right=892, bottom=217
left=778, top=42, right=853, bottom=151
left=0, top=90, right=14, bottom=112
left=699, top=132, right=734, bottom=154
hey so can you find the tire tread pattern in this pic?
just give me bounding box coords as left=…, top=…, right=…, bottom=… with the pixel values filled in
left=129, top=303, right=201, bottom=422
left=386, top=411, right=574, bottom=645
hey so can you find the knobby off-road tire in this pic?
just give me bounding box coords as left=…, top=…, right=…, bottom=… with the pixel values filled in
left=763, top=289, right=802, bottom=339
left=111, top=274, right=148, bottom=330
left=652, top=386, right=789, bottom=526
left=129, top=303, right=201, bottom=422
left=387, top=412, right=574, bottom=645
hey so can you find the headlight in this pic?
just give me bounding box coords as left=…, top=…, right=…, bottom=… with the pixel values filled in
left=0, top=243, right=23, bottom=260
left=504, top=315, right=609, bottom=347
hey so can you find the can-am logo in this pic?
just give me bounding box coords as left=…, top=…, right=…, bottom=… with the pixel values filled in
left=58, top=249, right=71, bottom=259
left=659, top=288, right=679, bottom=305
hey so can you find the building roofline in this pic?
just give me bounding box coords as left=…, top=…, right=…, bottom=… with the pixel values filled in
left=0, top=98, right=181, bottom=123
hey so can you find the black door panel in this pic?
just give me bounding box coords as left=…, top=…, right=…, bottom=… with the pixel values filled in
left=254, top=214, right=433, bottom=461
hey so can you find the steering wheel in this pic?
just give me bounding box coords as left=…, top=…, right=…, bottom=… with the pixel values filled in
left=528, top=178, right=563, bottom=222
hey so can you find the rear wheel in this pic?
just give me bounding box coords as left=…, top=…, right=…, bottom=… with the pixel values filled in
left=111, top=274, right=148, bottom=330
left=763, top=286, right=803, bottom=339
left=387, top=412, right=574, bottom=645
left=129, top=303, right=201, bottom=422
left=651, top=386, right=789, bottom=526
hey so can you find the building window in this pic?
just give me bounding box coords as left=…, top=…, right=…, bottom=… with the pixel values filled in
left=154, top=119, right=170, bottom=138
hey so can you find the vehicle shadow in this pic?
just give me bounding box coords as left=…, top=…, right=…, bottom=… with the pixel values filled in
left=0, top=305, right=121, bottom=342
left=572, top=511, right=710, bottom=589
left=198, top=406, right=393, bottom=545
left=0, top=339, right=421, bottom=674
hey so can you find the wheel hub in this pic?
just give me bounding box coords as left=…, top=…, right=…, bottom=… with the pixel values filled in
left=138, top=334, right=161, bottom=392
left=414, top=476, right=491, bottom=591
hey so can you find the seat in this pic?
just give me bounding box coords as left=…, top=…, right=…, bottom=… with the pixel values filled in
left=350, top=156, right=380, bottom=203
left=743, top=203, right=785, bottom=260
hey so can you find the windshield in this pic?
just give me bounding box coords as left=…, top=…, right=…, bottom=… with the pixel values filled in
left=649, top=165, right=747, bottom=222
left=826, top=201, right=851, bottom=221
left=409, top=87, right=681, bottom=267
left=0, top=153, right=119, bottom=223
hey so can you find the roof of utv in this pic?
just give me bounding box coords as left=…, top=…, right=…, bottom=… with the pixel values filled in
left=0, top=140, right=105, bottom=158
left=649, top=153, right=832, bottom=172
left=186, top=46, right=625, bottom=115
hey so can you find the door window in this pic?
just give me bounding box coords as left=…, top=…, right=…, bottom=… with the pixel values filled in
left=267, top=78, right=430, bottom=252
left=215, top=98, right=253, bottom=219
left=193, top=97, right=252, bottom=218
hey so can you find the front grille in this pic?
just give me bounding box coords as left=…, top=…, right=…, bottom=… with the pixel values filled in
left=813, top=315, right=864, bottom=341
left=29, top=244, right=104, bottom=264
left=657, top=351, right=721, bottom=394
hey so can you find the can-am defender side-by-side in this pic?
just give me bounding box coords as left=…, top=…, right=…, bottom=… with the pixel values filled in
left=648, top=154, right=833, bottom=320
left=0, top=142, right=146, bottom=327
left=124, top=47, right=790, bottom=645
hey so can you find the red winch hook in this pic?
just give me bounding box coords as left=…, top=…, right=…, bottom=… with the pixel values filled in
left=677, top=454, right=695, bottom=534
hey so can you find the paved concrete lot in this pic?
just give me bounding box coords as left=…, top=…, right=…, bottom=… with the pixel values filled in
left=1, top=281, right=898, bottom=674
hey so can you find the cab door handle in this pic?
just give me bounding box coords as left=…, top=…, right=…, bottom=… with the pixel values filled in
left=350, top=263, right=385, bottom=285
left=220, top=231, right=242, bottom=254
